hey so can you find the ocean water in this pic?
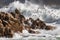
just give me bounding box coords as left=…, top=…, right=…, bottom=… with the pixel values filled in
left=0, top=0, right=60, bottom=40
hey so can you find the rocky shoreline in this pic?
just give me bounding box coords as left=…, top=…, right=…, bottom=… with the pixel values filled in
left=0, top=8, right=56, bottom=38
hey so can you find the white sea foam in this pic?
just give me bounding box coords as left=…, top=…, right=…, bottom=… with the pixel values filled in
left=0, top=1, right=60, bottom=23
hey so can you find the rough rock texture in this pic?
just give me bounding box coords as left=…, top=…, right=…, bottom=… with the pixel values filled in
left=0, top=8, right=56, bottom=38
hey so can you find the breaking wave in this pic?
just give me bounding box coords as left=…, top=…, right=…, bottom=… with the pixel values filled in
left=0, top=1, right=60, bottom=23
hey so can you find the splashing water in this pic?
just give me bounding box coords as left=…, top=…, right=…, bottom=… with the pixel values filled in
left=6, top=1, right=60, bottom=23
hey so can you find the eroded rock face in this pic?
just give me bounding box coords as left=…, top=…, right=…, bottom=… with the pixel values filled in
left=45, top=25, right=56, bottom=30
left=0, top=8, right=56, bottom=38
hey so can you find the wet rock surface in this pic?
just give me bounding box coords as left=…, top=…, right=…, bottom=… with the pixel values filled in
left=0, top=9, right=56, bottom=38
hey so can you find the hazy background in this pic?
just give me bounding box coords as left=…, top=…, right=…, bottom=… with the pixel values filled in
left=0, top=0, right=60, bottom=8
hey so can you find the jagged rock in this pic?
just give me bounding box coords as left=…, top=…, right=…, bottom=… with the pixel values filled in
left=31, top=18, right=46, bottom=29
left=45, top=25, right=56, bottom=30
left=0, top=8, right=56, bottom=38
left=4, top=27, right=13, bottom=38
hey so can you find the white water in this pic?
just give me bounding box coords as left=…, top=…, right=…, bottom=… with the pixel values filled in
left=0, top=1, right=60, bottom=40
